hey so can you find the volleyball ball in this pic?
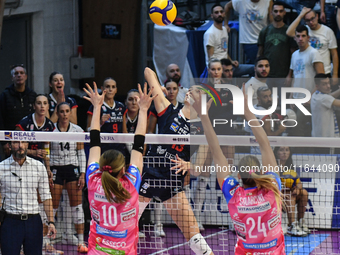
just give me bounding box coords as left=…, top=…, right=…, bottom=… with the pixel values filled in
left=281, top=169, right=301, bottom=189
left=149, top=0, right=177, bottom=26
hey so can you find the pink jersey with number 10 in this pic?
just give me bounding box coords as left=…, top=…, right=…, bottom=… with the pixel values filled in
left=222, top=173, right=285, bottom=255
left=86, top=162, right=141, bottom=255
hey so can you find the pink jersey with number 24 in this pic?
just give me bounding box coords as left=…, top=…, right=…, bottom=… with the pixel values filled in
left=222, top=173, right=285, bottom=255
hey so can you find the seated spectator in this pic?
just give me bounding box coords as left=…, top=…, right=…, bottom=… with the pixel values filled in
left=274, top=146, right=310, bottom=237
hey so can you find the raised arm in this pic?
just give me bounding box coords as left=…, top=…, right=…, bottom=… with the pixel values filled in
left=190, top=90, right=230, bottom=188
left=83, top=82, right=105, bottom=164
left=243, top=85, right=277, bottom=171
left=129, top=83, right=155, bottom=171
left=224, top=1, right=233, bottom=32
left=286, top=7, right=311, bottom=37
left=144, top=68, right=170, bottom=114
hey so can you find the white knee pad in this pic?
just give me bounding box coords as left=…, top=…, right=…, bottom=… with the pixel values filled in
left=71, top=204, right=84, bottom=225
left=189, top=233, right=212, bottom=255
left=39, top=203, right=48, bottom=225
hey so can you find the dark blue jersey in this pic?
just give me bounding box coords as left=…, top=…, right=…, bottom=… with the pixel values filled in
left=16, top=113, right=55, bottom=161
left=144, top=105, right=190, bottom=178
left=124, top=109, right=139, bottom=134
left=87, top=101, right=125, bottom=134
left=48, top=93, right=78, bottom=117
left=87, top=101, right=126, bottom=155
left=148, top=102, right=183, bottom=120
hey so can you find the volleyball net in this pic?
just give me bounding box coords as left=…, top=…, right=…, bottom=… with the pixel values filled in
left=0, top=131, right=339, bottom=255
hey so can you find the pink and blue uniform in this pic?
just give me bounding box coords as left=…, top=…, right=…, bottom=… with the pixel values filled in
left=222, top=172, right=285, bottom=255
left=86, top=162, right=141, bottom=255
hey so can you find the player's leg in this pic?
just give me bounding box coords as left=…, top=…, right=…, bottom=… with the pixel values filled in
left=297, top=188, right=310, bottom=234
left=66, top=179, right=87, bottom=252
left=163, top=191, right=214, bottom=255
left=193, top=149, right=211, bottom=231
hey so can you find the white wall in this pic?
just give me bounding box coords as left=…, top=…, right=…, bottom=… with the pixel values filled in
left=4, top=0, right=80, bottom=95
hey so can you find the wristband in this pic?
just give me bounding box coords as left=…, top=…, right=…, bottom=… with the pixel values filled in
left=132, top=135, right=145, bottom=154
left=48, top=221, right=55, bottom=226
left=90, top=130, right=101, bottom=148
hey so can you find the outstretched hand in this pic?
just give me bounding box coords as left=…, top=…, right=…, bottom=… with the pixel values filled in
left=170, top=154, right=190, bottom=175
left=190, top=88, right=213, bottom=117
left=83, top=82, right=105, bottom=107
left=137, top=82, right=157, bottom=111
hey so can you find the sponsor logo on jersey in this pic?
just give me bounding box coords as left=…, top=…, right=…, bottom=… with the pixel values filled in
left=94, top=192, right=108, bottom=202
left=89, top=164, right=98, bottom=171
left=129, top=166, right=138, bottom=173
left=156, top=146, right=166, bottom=154
left=271, top=208, right=277, bottom=216
left=233, top=220, right=246, bottom=233
left=95, top=244, right=124, bottom=255
left=90, top=205, right=100, bottom=224
left=142, top=183, right=149, bottom=190
left=102, top=106, right=107, bottom=112
left=118, top=112, right=122, bottom=115
left=243, top=239, right=277, bottom=250
left=233, top=213, right=240, bottom=220
left=170, top=123, right=179, bottom=132
left=246, top=252, right=275, bottom=255
left=98, top=238, right=127, bottom=249
left=121, top=208, right=136, bottom=222
left=126, top=172, right=136, bottom=184
left=268, top=214, right=280, bottom=230
left=174, top=117, right=181, bottom=125
left=96, top=225, right=127, bottom=238
left=230, top=186, right=237, bottom=196
left=85, top=134, right=90, bottom=141
left=30, top=124, right=34, bottom=131
left=237, top=201, right=271, bottom=214
left=124, top=202, right=131, bottom=209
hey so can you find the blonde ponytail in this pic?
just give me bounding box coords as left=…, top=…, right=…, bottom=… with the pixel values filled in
left=99, top=150, right=131, bottom=204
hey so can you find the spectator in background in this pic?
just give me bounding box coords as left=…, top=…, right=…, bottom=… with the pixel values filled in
left=286, top=25, right=324, bottom=137
left=0, top=64, right=37, bottom=158
left=283, top=0, right=324, bottom=14
left=311, top=74, right=340, bottom=153
left=323, top=0, right=338, bottom=34
left=257, top=1, right=297, bottom=100
left=225, top=0, right=273, bottom=64
left=287, top=7, right=338, bottom=87
left=165, top=63, right=187, bottom=103
left=204, top=4, right=254, bottom=77
left=48, top=72, right=78, bottom=124
left=245, top=86, right=286, bottom=153
left=245, top=56, right=270, bottom=106
left=166, top=64, right=181, bottom=85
